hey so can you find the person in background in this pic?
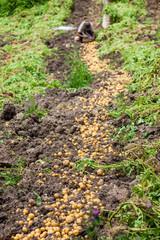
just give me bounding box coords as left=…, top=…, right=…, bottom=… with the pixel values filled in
left=75, top=20, right=95, bottom=43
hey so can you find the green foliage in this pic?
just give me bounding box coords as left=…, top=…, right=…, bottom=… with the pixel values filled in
left=125, top=139, right=160, bottom=161
left=128, top=102, right=160, bottom=126
left=75, top=157, right=146, bottom=176
left=34, top=192, right=42, bottom=205
left=98, top=0, right=160, bottom=126
left=77, top=156, right=160, bottom=239
left=86, top=210, right=101, bottom=239
left=0, top=157, right=24, bottom=186
left=133, top=169, right=160, bottom=203
left=123, top=42, right=160, bottom=89
left=108, top=91, right=160, bottom=126
left=43, top=168, right=52, bottom=173
left=109, top=0, right=146, bottom=8
left=103, top=2, right=145, bottom=24
left=0, top=0, right=48, bottom=17
left=0, top=0, right=74, bottom=110
left=66, top=51, right=93, bottom=89
left=24, top=97, right=49, bottom=119
left=107, top=169, right=160, bottom=239
left=78, top=160, right=160, bottom=239
left=111, top=123, right=136, bottom=145
left=109, top=0, right=130, bottom=2
left=47, top=80, right=64, bottom=89
left=75, top=158, right=97, bottom=173
left=35, top=157, right=48, bottom=163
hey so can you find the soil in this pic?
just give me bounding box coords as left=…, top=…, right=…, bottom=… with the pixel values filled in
left=0, top=0, right=160, bottom=240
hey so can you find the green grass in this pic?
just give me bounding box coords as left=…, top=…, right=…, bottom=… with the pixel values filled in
left=107, top=169, right=160, bottom=240
left=0, top=157, right=24, bottom=186
left=0, top=0, right=48, bottom=17
left=66, top=51, right=93, bottom=89
left=34, top=191, right=42, bottom=205
left=23, top=96, right=49, bottom=119
left=97, top=0, right=160, bottom=126
left=103, top=1, right=146, bottom=24
left=0, top=0, right=74, bottom=110
left=75, top=157, right=147, bottom=176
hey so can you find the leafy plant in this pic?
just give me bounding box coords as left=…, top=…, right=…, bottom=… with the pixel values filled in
left=0, top=0, right=48, bottom=16
left=24, top=97, right=49, bottom=119
left=103, top=1, right=145, bottom=24
left=75, top=157, right=147, bottom=176
left=35, top=157, right=48, bottom=163
left=0, top=156, right=24, bottom=186
left=65, top=51, right=93, bottom=89
left=75, top=158, right=97, bottom=173
left=111, top=123, right=136, bottom=145
left=107, top=169, right=160, bottom=239
left=86, top=210, right=102, bottom=239
left=43, top=168, right=52, bottom=173
left=34, top=191, right=42, bottom=205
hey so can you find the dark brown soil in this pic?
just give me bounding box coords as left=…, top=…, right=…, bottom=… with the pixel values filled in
left=0, top=0, right=159, bottom=239
left=0, top=85, right=136, bottom=240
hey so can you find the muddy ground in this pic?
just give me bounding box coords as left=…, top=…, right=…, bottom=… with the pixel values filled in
left=0, top=0, right=160, bottom=239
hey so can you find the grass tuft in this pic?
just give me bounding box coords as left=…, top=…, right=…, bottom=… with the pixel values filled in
left=66, top=51, right=93, bottom=89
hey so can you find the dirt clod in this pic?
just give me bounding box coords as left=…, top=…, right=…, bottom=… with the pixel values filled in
left=1, top=102, right=16, bottom=120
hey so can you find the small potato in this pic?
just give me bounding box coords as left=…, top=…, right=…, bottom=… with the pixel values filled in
left=29, top=199, right=36, bottom=206
left=97, top=169, right=103, bottom=176
left=66, top=215, right=74, bottom=223
left=63, top=160, right=69, bottom=166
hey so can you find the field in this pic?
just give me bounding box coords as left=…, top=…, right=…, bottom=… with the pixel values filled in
left=0, top=0, right=160, bottom=239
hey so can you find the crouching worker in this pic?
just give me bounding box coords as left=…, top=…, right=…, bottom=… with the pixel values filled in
left=75, top=21, right=95, bottom=43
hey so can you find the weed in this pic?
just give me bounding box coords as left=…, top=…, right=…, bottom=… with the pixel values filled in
left=43, top=168, right=52, bottom=173
left=0, top=170, right=20, bottom=186
left=34, top=191, right=42, bottom=205
left=65, top=51, right=93, bottom=89
left=106, top=169, right=160, bottom=239
left=75, top=158, right=97, bottom=173
left=35, top=157, right=48, bottom=163
left=4, top=131, right=10, bottom=138
left=24, top=97, right=49, bottom=119
left=111, top=123, right=136, bottom=145
left=86, top=210, right=102, bottom=239
left=124, top=139, right=160, bottom=163
left=75, top=157, right=147, bottom=176
left=18, top=136, right=24, bottom=141
left=47, top=80, right=64, bottom=89
left=103, top=1, right=146, bottom=24
left=127, top=102, right=160, bottom=126
left=0, top=156, right=24, bottom=186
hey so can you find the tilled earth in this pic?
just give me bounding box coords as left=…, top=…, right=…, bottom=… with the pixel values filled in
left=0, top=0, right=160, bottom=239
left=0, top=68, right=134, bottom=240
